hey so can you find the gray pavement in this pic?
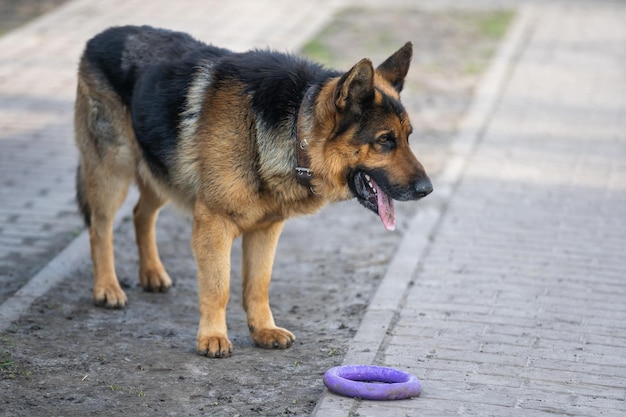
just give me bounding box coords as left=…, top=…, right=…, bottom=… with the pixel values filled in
left=1, top=0, right=626, bottom=416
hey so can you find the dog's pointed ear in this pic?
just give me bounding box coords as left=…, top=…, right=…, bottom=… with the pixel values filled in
left=377, top=41, right=413, bottom=93
left=335, top=58, right=374, bottom=113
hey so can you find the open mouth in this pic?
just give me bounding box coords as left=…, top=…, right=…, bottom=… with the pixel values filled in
left=352, top=171, right=396, bottom=231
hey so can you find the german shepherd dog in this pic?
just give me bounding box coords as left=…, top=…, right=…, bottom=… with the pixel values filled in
left=74, top=26, right=432, bottom=358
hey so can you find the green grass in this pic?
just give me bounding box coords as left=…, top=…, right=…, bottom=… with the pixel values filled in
left=464, top=60, right=485, bottom=76
left=0, top=356, right=15, bottom=368
left=0, top=337, right=15, bottom=377
left=301, top=8, right=515, bottom=74
left=0, top=337, right=31, bottom=379
left=475, top=10, right=515, bottom=39
left=108, top=384, right=146, bottom=397
left=300, top=38, right=335, bottom=66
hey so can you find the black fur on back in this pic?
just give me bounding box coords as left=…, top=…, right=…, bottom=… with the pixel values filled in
left=84, top=25, right=211, bottom=104
left=214, top=51, right=339, bottom=130
left=83, top=25, right=340, bottom=184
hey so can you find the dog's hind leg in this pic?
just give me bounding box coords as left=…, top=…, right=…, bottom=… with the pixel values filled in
left=242, top=221, right=296, bottom=349
left=74, top=72, right=134, bottom=308
left=133, top=177, right=172, bottom=292
left=78, top=157, right=132, bottom=308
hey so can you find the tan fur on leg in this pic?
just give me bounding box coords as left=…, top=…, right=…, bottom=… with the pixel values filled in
left=133, top=178, right=172, bottom=292
left=193, top=201, right=239, bottom=358
left=242, top=221, right=295, bottom=349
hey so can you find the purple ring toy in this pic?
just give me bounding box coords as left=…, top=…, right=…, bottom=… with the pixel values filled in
left=323, top=365, right=422, bottom=401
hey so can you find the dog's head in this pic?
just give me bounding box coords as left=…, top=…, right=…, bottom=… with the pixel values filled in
left=312, top=42, right=432, bottom=231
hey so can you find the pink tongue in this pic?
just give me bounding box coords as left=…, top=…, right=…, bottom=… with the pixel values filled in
left=374, top=182, right=395, bottom=231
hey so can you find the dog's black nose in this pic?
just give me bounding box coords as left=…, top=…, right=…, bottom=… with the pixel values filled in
left=414, top=177, right=433, bottom=199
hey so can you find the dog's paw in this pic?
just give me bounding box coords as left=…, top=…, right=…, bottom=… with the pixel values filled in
left=197, top=333, right=233, bottom=358
left=93, top=284, right=127, bottom=308
left=139, top=267, right=172, bottom=293
left=250, top=327, right=296, bottom=349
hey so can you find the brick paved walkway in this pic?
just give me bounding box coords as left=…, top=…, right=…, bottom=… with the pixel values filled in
left=315, top=1, right=626, bottom=416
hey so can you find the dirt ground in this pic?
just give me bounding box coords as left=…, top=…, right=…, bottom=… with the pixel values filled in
left=0, top=7, right=512, bottom=417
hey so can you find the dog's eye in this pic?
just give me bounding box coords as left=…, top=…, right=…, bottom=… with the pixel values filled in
left=376, top=133, right=396, bottom=150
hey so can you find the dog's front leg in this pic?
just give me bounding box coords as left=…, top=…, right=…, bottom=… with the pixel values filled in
left=192, top=202, right=238, bottom=358
left=242, top=221, right=295, bottom=349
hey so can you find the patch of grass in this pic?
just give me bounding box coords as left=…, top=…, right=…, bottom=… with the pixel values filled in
left=322, top=346, right=342, bottom=357
left=365, top=30, right=395, bottom=56
left=474, top=10, right=515, bottom=39
left=108, top=384, right=146, bottom=397
left=0, top=353, right=15, bottom=368
left=460, top=10, right=513, bottom=75
left=0, top=336, right=31, bottom=379
left=301, top=7, right=515, bottom=83
left=465, top=59, right=486, bottom=75
left=300, top=38, right=335, bottom=67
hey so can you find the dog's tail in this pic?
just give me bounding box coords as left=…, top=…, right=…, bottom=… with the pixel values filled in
left=75, top=162, right=91, bottom=227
